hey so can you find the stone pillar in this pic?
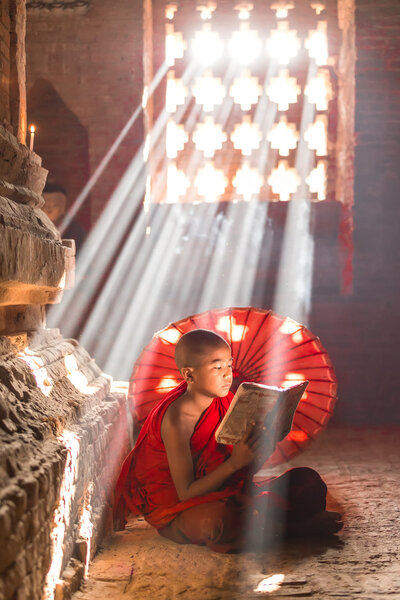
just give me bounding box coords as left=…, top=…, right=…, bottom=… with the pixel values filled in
left=10, top=0, right=27, bottom=143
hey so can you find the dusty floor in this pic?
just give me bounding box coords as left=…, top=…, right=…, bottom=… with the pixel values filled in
left=74, top=428, right=400, bottom=599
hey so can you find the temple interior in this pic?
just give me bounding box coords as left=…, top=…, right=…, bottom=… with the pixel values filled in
left=0, top=0, right=399, bottom=598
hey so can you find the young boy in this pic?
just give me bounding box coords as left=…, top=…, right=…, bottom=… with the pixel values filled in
left=114, top=329, right=342, bottom=552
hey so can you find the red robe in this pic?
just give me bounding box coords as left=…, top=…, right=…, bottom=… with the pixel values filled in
left=113, top=381, right=251, bottom=530
left=114, top=382, right=327, bottom=550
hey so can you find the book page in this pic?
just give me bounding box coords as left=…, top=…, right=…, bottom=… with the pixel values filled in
left=215, top=383, right=279, bottom=444
left=215, top=381, right=308, bottom=445
left=264, top=382, right=309, bottom=446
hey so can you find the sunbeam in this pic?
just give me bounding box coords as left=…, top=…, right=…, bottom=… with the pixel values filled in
left=59, top=62, right=169, bottom=235
left=273, top=63, right=318, bottom=325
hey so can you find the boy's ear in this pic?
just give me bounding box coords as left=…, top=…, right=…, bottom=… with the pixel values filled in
left=181, top=366, right=194, bottom=383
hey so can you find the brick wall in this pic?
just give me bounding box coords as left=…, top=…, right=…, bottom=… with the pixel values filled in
left=28, top=78, right=91, bottom=230
left=26, top=0, right=145, bottom=227
left=310, top=0, right=400, bottom=424
left=25, top=0, right=400, bottom=426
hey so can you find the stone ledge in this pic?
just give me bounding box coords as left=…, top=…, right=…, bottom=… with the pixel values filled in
left=0, top=281, right=65, bottom=306
left=0, top=328, right=112, bottom=443
left=0, top=124, right=47, bottom=194
left=0, top=197, right=75, bottom=306
left=0, top=305, right=45, bottom=335
left=0, top=179, right=44, bottom=209
left=0, top=196, right=58, bottom=239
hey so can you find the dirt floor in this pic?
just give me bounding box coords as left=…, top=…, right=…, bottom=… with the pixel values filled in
left=73, top=427, right=400, bottom=600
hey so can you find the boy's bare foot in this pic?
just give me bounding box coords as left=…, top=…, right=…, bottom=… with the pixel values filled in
left=288, top=510, right=343, bottom=537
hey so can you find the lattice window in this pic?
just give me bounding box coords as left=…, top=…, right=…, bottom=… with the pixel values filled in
left=148, top=0, right=341, bottom=206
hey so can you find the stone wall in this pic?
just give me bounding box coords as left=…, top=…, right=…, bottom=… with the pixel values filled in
left=0, top=121, right=65, bottom=326
left=0, top=106, right=130, bottom=600
left=1, top=2, right=132, bottom=599
left=0, top=330, right=129, bottom=600
left=0, top=130, right=131, bottom=599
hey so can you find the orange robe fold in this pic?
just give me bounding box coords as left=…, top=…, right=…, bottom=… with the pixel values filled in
left=113, top=382, right=250, bottom=530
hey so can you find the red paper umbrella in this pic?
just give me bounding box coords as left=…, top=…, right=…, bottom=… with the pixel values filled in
left=129, top=307, right=337, bottom=466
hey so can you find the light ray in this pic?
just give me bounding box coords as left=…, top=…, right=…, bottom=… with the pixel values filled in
left=236, top=66, right=318, bottom=562
left=100, top=207, right=199, bottom=375
left=199, top=200, right=268, bottom=311
left=53, top=53, right=302, bottom=398
left=196, top=63, right=278, bottom=312
left=79, top=205, right=170, bottom=367
left=274, top=62, right=317, bottom=326
left=78, top=209, right=149, bottom=355
left=59, top=62, right=168, bottom=235
left=83, top=203, right=206, bottom=375
left=48, top=61, right=199, bottom=336
left=47, top=156, right=147, bottom=336
left=157, top=203, right=220, bottom=322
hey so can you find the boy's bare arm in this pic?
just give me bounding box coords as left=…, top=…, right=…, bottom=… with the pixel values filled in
left=161, top=414, right=263, bottom=501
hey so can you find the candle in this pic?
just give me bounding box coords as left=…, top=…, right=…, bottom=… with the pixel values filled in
left=29, top=125, right=35, bottom=152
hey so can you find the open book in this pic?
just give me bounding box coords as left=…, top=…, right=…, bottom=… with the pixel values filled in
left=215, top=381, right=309, bottom=446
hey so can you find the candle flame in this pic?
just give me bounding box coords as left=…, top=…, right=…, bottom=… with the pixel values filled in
left=30, top=125, right=36, bottom=133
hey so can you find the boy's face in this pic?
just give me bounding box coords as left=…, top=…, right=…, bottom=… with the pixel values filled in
left=188, top=344, right=233, bottom=398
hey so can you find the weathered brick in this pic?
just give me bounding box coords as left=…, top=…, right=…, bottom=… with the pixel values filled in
left=20, top=510, right=32, bottom=538
left=0, top=485, right=27, bottom=521
left=36, top=498, right=47, bottom=527
left=24, top=541, right=37, bottom=575
left=0, top=520, right=24, bottom=572
left=37, top=467, right=50, bottom=498
left=17, top=475, right=39, bottom=508
left=0, top=503, right=12, bottom=539
left=15, top=578, right=32, bottom=600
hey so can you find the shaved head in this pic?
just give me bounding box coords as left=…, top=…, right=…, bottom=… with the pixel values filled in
left=174, top=329, right=230, bottom=372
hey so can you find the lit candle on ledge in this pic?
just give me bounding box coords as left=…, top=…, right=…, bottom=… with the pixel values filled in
left=29, top=125, right=36, bottom=152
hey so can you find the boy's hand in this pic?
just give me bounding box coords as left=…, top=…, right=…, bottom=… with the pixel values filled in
left=230, top=422, right=266, bottom=471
